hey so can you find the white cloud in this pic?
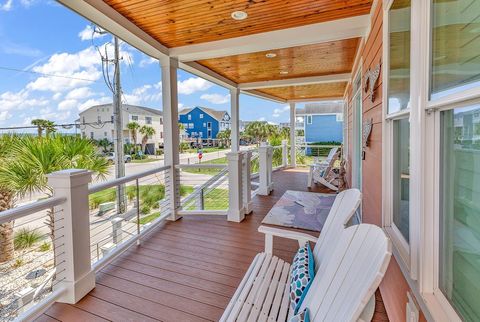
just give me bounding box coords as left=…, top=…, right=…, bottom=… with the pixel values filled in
left=78, top=97, right=111, bottom=112
left=0, top=0, right=12, bottom=11
left=58, top=99, right=78, bottom=111
left=0, top=111, right=11, bottom=122
left=139, top=56, right=157, bottom=67
left=52, top=93, right=62, bottom=101
left=78, top=25, right=107, bottom=41
left=66, top=87, right=94, bottom=100
left=272, top=105, right=290, bottom=118
left=178, top=77, right=213, bottom=95
left=0, top=90, right=49, bottom=112
left=200, top=93, right=230, bottom=104
left=258, top=117, right=266, bottom=121
left=122, top=83, right=162, bottom=106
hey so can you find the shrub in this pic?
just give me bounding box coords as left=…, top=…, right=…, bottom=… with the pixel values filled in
left=13, top=259, right=24, bottom=268
left=39, top=242, right=51, bottom=252
left=140, top=204, right=151, bottom=214
left=14, top=228, right=42, bottom=250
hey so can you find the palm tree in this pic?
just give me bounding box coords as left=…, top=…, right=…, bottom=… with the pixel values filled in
left=96, top=138, right=112, bottom=153
left=31, top=119, right=56, bottom=138
left=44, top=120, right=57, bottom=137
left=31, top=119, right=46, bottom=138
left=126, top=122, right=140, bottom=153
left=139, top=125, right=156, bottom=154
left=0, top=135, right=109, bottom=262
left=217, top=129, right=231, bottom=148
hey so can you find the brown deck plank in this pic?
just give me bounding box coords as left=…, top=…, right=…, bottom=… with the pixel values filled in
left=41, top=168, right=389, bottom=321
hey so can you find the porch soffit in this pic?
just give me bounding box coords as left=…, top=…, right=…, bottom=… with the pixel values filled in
left=102, top=0, right=373, bottom=48
left=253, top=82, right=348, bottom=101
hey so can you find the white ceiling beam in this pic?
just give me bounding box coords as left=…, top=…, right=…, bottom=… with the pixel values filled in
left=241, top=90, right=287, bottom=104
left=170, top=15, right=370, bottom=62
left=179, top=62, right=237, bottom=90
left=238, top=73, right=351, bottom=90
left=288, top=97, right=344, bottom=103
left=58, top=0, right=169, bottom=59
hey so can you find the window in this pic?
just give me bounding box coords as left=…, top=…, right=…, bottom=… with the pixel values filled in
left=189, top=123, right=194, bottom=129
left=438, top=104, right=480, bottom=322
left=207, top=130, right=212, bottom=138
left=387, top=0, right=411, bottom=114
left=160, top=117, right=163, bottom=125
left=203, top=122, right=206, bottom=127
left=207, top=122, right=212, bottom=129
left=160, top=132, right=163, bottom=139
left=336, top=114, right=343, bottom=122
left=82, top=116, right=85, bottom=124
left=200, top=114, right=203, bottom=118
left=430, top=0, right=480, bottom=99
left=97, top=116, right=101, bottom=123
left=307, top=115, right=312, bottom=124
left=384, top=0, right=412, bottom=267
left=90, top=132, right=94, bottom=139
left=343, top=100, right=349, bottom=159
left=104, top=131, right=107, bottom=137
left=111, top=115, right=114, bottom=123
left=188, top=115, right=191, bottom=120
left=146, top=116, right=152, bottom=124
left=132, top=115, right=138, bottom=121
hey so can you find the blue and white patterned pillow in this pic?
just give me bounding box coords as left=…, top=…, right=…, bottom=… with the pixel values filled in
left=290, top=242, right=315, bottom=314
left=289, top=308, right=310, bottom=322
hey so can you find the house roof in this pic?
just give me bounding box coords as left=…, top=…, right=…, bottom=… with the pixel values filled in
left=179, top=106, right=229, bottom=122
left=79, top=104, right=163, bottom=116
left=296, top=102, right=343, bottom=115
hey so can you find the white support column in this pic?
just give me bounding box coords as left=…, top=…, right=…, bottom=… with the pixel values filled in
left=290, top=102, right=296, bottom=167
left=259, top=143, right=274, bottom=195
left=281, top=139, right=288, bottom=167
left=227, top=151, right=245, bottom=222
left=47, top=169, right=94, bottom=304
left=230, top=87, right=240, bottom=152
left=242, top=150, right=253, bottom=214
left=161, top=57, right=181, bottom=221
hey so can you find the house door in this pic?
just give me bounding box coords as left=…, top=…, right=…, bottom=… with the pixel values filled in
left=352, top=72, right=363, bottom=191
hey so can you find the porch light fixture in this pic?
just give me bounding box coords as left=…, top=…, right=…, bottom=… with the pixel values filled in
left=231, top=11, right=248, bottom=20
left=280, top=71, right=289, bottom=75
left=265, top=53, right=277, bottom=58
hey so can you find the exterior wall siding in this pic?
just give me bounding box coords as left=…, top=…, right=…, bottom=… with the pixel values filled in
left=304, top=114, right=343, bottom=143
left=345, top=2, right=426, bottom=321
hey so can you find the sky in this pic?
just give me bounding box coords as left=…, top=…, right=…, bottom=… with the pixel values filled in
left=0, top=0, right=304, bottom=133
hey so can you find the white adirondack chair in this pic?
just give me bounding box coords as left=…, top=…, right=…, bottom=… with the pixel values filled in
left=313, top=146, right=338, bottom=167
left=308, top=151, right=340, bottom=191
left=221, top=189, right=378, bottom=322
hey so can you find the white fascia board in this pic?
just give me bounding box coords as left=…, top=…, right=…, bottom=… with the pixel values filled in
left=239, top=73, right=351, bottom=90
left=241, top=90, right=287, bottom=104
left=287, top=97, right=344, bottom=103
left=178, top=62, right=237, bottom=90
left=170, top=15, right=371, bottom=62
left=58, top=0, right=169, bottom=59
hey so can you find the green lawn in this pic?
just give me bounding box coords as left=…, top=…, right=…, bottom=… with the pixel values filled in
left=182, top=157, right=228, bottom=175
left=184, top=188, right=229, bottom=210
left=184, top=147, right=227, bottom=154
left=138, top=212, right=161, bottom=224
left=131, top=158, right=160, bottom=163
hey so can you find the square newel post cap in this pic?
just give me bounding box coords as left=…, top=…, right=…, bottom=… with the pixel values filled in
left=47, top=169, right=92, bottom=188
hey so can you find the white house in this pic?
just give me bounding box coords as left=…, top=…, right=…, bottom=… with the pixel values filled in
left=77, top=103, right=164, bottom=154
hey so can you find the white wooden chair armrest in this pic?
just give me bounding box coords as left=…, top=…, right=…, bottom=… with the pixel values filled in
left=258, top=225, right=318, bottom=254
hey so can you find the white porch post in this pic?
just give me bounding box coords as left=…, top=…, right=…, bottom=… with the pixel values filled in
left=281, top=139, right=288, bottom=167
left=290, top=102, right=296, bottom=167
left=259, top=143, right=274, bottom=195
left=227, top=151, right=245, bottom=222
left=242, top=150, right=253, bottom=214
left=161, top=57, right=181, bottom=221
left=47, top=169, right=94, bottom=304
left=230, top=88, right=240, bottom=152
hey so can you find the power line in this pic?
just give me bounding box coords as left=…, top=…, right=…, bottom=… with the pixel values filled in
left=0, top=66, right=101, bottom=83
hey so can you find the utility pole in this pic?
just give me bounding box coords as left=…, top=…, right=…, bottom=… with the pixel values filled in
left=113, top=36, right=126, bottom=213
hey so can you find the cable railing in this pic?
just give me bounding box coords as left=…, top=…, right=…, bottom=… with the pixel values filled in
left=0, top=197, right=67, bottom=321
left=88, top=165, right=171, bottom=265
left=176, top=164, right=229, bottom=215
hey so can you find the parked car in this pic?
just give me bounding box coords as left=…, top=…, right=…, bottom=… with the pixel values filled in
left=105, top=152, right=132, bottom=164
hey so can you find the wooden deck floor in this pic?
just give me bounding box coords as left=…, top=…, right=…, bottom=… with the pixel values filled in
left=38, top=168, right=389, bottom=322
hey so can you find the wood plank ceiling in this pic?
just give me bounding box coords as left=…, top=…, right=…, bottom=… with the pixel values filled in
left=102, top=0, right=371, bottom=101
left=103, top=0, right=372, bottom=47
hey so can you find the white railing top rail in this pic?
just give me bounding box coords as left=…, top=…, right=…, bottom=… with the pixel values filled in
left=0, top=196, right=66, bottom=224
left=88, top=165, right=170, bottom=194
left=176, top=164, right=227, bottom=169
left=180, top=166, right=228, bottom=207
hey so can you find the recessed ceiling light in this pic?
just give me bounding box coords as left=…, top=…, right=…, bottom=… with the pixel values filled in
left=265, top=53, right=277, bottom=58
left=231, top=11, right=248, bottom=20
left=280, top=71, right=289, bottom=75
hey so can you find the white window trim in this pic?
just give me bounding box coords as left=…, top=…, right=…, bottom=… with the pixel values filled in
left=306, top=115, right=313, bottom=124
left=351, top=63, right=363, bottom=192
left=343, top=97, right=349, bottom=160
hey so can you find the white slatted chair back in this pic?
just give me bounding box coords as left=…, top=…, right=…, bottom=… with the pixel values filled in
left=312, top=188, right=361, bottom=270
left=326, top=147, right=339, bottom=161
left=302, top=224, right=391, bottom=322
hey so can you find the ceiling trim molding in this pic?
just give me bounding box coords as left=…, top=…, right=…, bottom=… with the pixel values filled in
left=170, top=15, right=371, bottom=62
left=59, top=0, right=169, bottom=59
left=238, top=74, right=351, bottom=90
left=242, top=90, right=287, bottom=104
left=179, top=62, right=238, bottom=90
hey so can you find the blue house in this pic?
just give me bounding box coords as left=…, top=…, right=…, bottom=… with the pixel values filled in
left=178, top=106, right=231, bottom=140
left=297, top=102, right=344, bottom=143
